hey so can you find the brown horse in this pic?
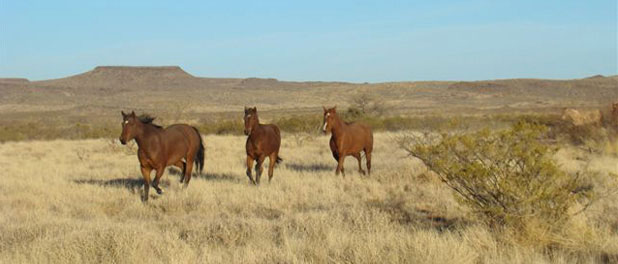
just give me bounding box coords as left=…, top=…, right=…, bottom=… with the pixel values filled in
left=322, top=106, right=373, bottom=176
left=612, top=102, right=618, bottom=128
left=119, top=111, right=204, bottom=201
left=244, top=107, right=282, bottom=185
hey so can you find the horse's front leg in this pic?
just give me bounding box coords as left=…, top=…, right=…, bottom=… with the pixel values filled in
left=255, top=155, right=266, bottom=185
left=140, top=166, right=152, bottom=201
left=352, top=152, right=365, bottom=175
left=152, top=166, right=165, bottom=195
left=246, top=156, right=256, bottom=185
left=336, top=153, right=346, bottom=177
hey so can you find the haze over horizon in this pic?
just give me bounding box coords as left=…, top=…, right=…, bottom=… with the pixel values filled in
left=1, top=0, right=616, bottom=82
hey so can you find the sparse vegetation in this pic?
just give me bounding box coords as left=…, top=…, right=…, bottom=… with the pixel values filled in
left=1, top=132, right=617, bottom=263
left=2, top=67, right=617, bottom=262
left=400, top=122, right=618, bottom=256
left=0, top=113, right=573, bottom=143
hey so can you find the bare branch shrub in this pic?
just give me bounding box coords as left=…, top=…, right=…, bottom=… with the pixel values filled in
left=348, top=93, right=389, bottom=118
left=399, top=122, right=597, bottom=232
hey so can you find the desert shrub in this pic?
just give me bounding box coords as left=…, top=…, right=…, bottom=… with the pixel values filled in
left=196, top=120, right=243, bottom=135
left=0, top=122, right=117, bottom=142
left=345, top=106, right=364, bottom=119
left=543, top=118, right=613, bottom=154
left=399, top=122, right=596, bottom=231
left=349, top=93, right=388, bottom=117
left=275, top=115, right=322, bottom=133
left=560, top=124, right=606, bottom=146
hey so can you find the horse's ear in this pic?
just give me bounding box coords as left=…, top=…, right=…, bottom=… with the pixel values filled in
left=253, top=106, right=257, bottom=112
left=323, top=106, right=327, bottom=112
left=130, top=111, right=136, bottom=117
left=244, top=106, right=248, bottom=113
left=121, top=111, right=126, bottom=117
left=333, top=106, right=337, bottom=113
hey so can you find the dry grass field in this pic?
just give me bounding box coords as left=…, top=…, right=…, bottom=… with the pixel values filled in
left=1, top=67, right=617, bottom=263
left=1, top=132, right=617, bottom=264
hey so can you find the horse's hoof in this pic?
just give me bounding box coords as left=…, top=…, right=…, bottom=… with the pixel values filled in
left=156, top=189, right=164, bottom=195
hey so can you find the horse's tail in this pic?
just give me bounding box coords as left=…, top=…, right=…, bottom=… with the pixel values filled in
left=276, top=156, right=283, bottom=164
left=192, top=127, right=205, bottom=174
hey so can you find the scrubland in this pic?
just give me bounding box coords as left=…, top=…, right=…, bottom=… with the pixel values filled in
left=1, top=128, right=617, bottom=263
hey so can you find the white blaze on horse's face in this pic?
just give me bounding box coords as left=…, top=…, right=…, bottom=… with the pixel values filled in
left=244, top=114, right=254, bottom=136
left=322, top=113, right=330, bottom=132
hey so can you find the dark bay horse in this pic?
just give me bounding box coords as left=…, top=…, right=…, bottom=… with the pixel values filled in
left=322, top=106, right=373, bottom=176
left=119, top=111, right=204, bottom=201
left=244, top=107, right=282, bottom=185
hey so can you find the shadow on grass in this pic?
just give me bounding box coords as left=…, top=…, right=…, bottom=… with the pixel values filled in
left=168, top=167, right=239, bottom=182
left=73, top=178, right=144, bottom=191
left=285, top=162, right=332, bottom=172
left=366, top=198, right=466, bottom=232
left=197, top=172, right=239, bottom=182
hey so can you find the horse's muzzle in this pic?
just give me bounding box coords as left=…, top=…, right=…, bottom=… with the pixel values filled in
left=244, top=129, right=251, bottom=136
left=119, top=137, right=126, bottom=145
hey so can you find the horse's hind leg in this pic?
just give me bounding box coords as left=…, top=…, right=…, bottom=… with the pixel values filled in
left=174, top=161, right=186, bottom=183
left=365, top=149, right=372, bottom=176
left=140, top=166, right=152, bottom=202
left=267, top=152, right=277, bottom=182
left=152, top=166, right=165, bottom=195
left=352, top=152, right=365, bottom=175
left=246, top=156, right=256, bottom=185
left=183, top=157, right=195, bottom=188
left=183, top=151, right=195, bottom=188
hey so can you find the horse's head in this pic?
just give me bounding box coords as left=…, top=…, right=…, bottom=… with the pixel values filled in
left=244, top=106, right=258, bottom=136
left=322, top=106, right=337, bottom=134
left=613, top=102, right=618, bottom=115
left=120, top=111, right=138, bottom=145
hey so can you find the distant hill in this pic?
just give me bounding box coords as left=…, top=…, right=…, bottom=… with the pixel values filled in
left=0, top=78, right=29, bottom=84
left=34, top=66, right=196, bottom=90
left=0, top=66, right=616, bottom=122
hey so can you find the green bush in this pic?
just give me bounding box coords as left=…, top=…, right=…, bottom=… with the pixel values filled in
left=275, top=115, right=322, bottom=133
left=0, top=122, right=117, bottom=142
left=196, top=120, right=243, bottom=135
left=399, top=122, right=595, bottom=229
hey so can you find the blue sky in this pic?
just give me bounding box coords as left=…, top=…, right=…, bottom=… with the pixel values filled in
left=0, top=0, right=616, bottom=82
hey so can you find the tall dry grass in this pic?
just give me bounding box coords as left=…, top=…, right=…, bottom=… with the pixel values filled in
left=1, top=132, right=617, bottom=263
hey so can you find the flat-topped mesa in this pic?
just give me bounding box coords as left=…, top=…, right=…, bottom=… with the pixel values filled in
left=91, top=66, right=194, bottom=78
left=0, top=78, right=30, bottom=84
left=240, top=77, right=279, bottom=86
left=584, top=74, right=605, bottom=79
left=34, top=65, right=197, bottom=89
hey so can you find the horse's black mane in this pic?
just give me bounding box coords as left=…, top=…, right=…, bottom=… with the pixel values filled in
left=138, top=114, right=163, bottom=129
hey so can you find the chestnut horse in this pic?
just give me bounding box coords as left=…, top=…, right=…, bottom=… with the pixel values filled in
left=612, top=102, right=618, bottom=128
left=322, top=106, right=373, bottom=176
left=244, top=107, right=282, bottom=185
left=119, top=111, right=204, bottom=201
